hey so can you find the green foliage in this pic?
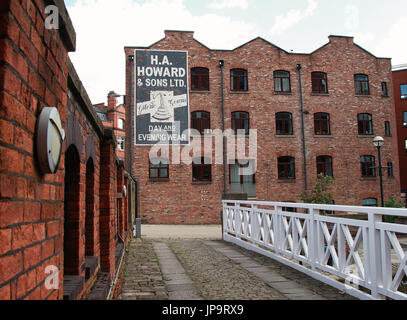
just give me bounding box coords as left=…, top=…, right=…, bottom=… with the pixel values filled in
left=384, top=195, right=404, bottom=223
left=384, top=196, right=404, bottom=208
left=300, top=174, right=334, bottom=215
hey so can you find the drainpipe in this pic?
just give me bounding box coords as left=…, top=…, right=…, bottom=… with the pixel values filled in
left=128, top=54, right=141, bottom=236
left=128, top=54, right=134, bottom=180
left=297, top=64, right=308, bottom=192
left=219, top=60, right=226, bottom=198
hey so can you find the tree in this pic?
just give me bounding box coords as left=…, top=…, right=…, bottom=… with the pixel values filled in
left=300, top=174, right=334, bottom=215
left=384, top=195, right=404, bottom=223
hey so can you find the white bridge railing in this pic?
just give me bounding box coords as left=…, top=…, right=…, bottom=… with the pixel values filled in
left=222, top=200, right=407, bottom=300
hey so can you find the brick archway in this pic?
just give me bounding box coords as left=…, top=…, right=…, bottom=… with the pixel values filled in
left=85, top=157, right=95, bottom=256
left=64, top=145, right=81, bottom=276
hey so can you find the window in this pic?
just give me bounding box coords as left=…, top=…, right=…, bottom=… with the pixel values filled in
left=97, top=113, right=108, bottom=121
left=360, top=156, right=376, bottom=177
left=354, top=74, right=370, bottom=95
left=401, top=84, right=407, bottom=99
left=232, top=112, right=250, bottom=135
left=387, top=162, right=394, bottom=177
left=276, top=112, right=293, bottom=135
left=191, top=67, right=209, bottom=91
left=230, top=69, right=248, bottom=91
left=192, top=157, right=211, bottom=182
left=191, top=111, right=210, bottom=135
left=311, top=72, right=328, bottom=94
left=274, top=70, right=291, bottom=93
left=358, top=114, right=373, bottom=135
left=117, top=118, right=124, bottom=130
left=314, top=113, right=331, bottom=135
left=117, top=137, right=125, bottom=151
left=278, top=157, right=296, bottom=180
left=149, top=159, right=169, bottom=180
left=385, top=121, right=391, bottom=136
left=403, top=112, right=407, bottom=127
left=317, top=156, right=333, bottom=177
left=229, top=161, right=256, bottom=197
left=381, top=82, right=388, bottom=96
left=363, top=198, right=377, bottom=207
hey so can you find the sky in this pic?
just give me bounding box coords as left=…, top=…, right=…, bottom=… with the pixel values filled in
left=64, top=0, right=407, bottom=105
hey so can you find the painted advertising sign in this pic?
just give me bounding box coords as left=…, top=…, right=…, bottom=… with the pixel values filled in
left=134, top=49, right=190, bottom=145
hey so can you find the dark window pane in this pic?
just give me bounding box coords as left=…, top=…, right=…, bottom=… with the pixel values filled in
left=274, top=71, right=291, bottom=92
left=278, top=157, right=295, bottom=179
left=312, top=72, right=328, bottom=94
left=361, top=156, right=376, bottom=177
left=358, top=114, right=373, bottom=135
left=355, top=74, right=370, bottom=95
left=317, top=156, right=333, bottom=177
left=191, top=67, right=209, bottom=91
left=276, top=112, right=293, bottom=135
left=231, top=69, right=248, bottom=91
left=401, top=84, right=407, bottom=99
left=191, top=111, right=210, bottom=134
left=382, top=82, right=388, bottom=96
left=232, top=112, right=250, bottom=135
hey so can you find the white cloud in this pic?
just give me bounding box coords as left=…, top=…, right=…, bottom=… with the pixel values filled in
left=344, top=5, right=359, bottom=30
left=208, top=0, right=248, bottom=10
left=270, top=0, right=318, bottom=36
left=374, top=16, right=407, bottom=64
left=67, top=0, right=257, bottom=104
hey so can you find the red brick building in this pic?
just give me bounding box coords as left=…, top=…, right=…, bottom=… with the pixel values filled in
left=0, top=0, right=135, bottom=300
left=393, top=64, right=407, bottom=199
left=124, top=30, right=401, bottom=224
left=94, top=91, right=126, bottom=160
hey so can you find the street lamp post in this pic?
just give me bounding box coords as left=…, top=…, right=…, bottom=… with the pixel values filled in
left=373, top=136, right=385, bottom=207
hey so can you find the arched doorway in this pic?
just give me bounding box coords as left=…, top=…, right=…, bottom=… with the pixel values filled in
left=64, top=145, right=81, bottom=276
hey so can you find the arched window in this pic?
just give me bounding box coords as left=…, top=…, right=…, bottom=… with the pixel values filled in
left=317, top=156, right=333, bottom=177
left=192, top=157, right=212, bottom=182
left=363, top=198, right=377, bottom=207
left=312, top=72, right=328, bottom=94
left=274, top=70, right=291, bottom=92
left=276, top=112, right=293, bottom=135
left=232, top=111, right=250, bottom=135
left=230, top=68, right=248, bottom=91
left=355, top=74, right=370, bottom=95
left=358, top=113, right=373, bottom=135
left=314, top=113, right=331, bottom=135
left=278, top=157, right=296, bottom=180
left=149, top=158, right=169, bottom=180
left=360, top=155, right=376, bottom=177
left=191, top=67, right=209, bottom=91
left=191, top=111, right=210, bottom=134
left=117, top=118, right=124, bottom=130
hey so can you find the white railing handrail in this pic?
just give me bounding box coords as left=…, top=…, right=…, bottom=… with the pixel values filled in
left=222, top=200, right=407, bottom=300
left=223, top=200, right=407, bottom=217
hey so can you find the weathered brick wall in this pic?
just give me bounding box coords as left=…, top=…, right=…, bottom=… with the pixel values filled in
left=0, top=0, right=129, bottom=300
left=125, top=31, right=400, bottom=224
left=0, top=0, right=75, bottom=300
left=393, top=69, right=407, bottom=192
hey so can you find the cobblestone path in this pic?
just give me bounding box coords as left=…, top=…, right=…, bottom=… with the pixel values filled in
left=119, top=238, right=356, bottom=300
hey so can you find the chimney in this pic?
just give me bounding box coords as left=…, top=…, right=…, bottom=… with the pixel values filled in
left=107, top=90, right=118, bottom=109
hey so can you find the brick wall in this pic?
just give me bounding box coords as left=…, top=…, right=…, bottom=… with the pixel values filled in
left=124, top=31, right=401, bottom=224
left=0, top=0, right=131, bottom=300
left=0, top=0, right=75, bottom=300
